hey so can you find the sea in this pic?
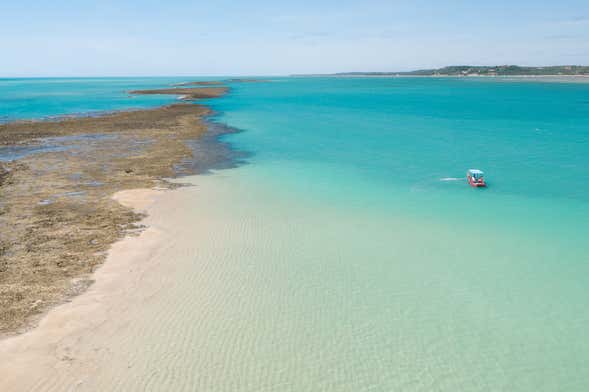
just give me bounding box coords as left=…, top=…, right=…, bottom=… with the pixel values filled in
left=1, top=76, right=589, bottom=391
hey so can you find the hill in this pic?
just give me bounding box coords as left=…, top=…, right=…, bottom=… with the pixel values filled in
left=334, top=65, right=589, bottom=77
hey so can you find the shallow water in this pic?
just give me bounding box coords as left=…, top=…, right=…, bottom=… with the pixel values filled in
left=0, top=144, right=67, bottom=161
left=201, top=77, right=589, bottom=390
left=0, top=134, right=118, bottom=161
left=2, top=77, right=589, bottom=390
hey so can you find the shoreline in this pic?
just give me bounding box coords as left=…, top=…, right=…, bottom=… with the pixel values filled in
left=293, top=74, right=589, bottom=82
left=0, top=85, right=238, bottom=336
left=0, top=187, right=170, bottom=389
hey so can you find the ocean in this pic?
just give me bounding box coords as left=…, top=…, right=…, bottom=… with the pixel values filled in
left=2, top=76, right=589, bottom=390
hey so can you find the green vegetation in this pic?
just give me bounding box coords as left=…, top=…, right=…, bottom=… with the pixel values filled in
left=336, top=65, right=589, bottom=76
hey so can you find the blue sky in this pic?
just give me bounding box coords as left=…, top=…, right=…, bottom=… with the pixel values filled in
left=1, top=0, right=588, bottom=76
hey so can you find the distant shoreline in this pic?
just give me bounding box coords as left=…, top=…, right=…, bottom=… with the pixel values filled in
left=292, top=74, right=589, bottom=83
left=293, top=65, right=589, bottom=80
left=293, top=74, right=589, bottom=78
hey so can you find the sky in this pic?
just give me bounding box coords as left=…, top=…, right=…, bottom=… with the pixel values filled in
left=1, top=0, right=589, bottom=76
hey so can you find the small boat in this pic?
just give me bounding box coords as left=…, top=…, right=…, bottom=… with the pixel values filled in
left=467, top=169, right=486, bottom=187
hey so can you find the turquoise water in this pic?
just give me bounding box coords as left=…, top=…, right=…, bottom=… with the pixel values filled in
left=0, top=77, right=223, bottom=122
left=212, top=77, right=589, bottom=200
left=206, top=77, right=589, bottom=252
left=3, top=77, right=589, bottom=390
left=204, top=77, right=589, bottom=390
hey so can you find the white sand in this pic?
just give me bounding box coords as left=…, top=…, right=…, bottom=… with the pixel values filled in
left=0, top=187, right=171, bottom=391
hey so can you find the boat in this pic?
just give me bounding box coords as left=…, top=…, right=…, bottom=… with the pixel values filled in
left=467, top=169, right=486, bottom=187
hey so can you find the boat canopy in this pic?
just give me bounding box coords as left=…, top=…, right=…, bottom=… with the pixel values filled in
left=468, top=169, right=484, bottom=177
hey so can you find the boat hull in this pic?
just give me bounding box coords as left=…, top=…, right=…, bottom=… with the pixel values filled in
left=467, top=177, right=486, bottom=187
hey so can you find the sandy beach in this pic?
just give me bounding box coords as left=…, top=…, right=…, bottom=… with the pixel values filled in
left=0, top=81, right=263, bottom=391
left=0, top=187, right=168, bottom=390
left=0, top=172, right=264, bottom=391
left=0, top=86, right=231, bottom=335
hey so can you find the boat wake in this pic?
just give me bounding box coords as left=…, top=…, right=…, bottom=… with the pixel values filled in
left=439, top=177, right=462, bottom=181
